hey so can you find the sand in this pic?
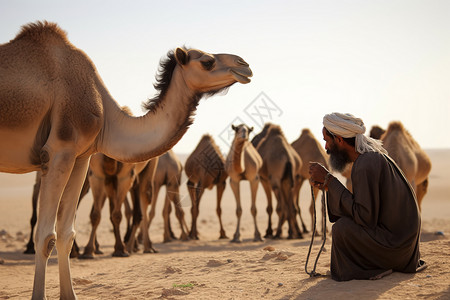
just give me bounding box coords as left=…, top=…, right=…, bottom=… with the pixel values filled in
left=0, top=149, right=449, bottom=299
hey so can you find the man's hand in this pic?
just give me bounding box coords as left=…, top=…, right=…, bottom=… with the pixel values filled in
left=309, top=162, right=331, bottom=190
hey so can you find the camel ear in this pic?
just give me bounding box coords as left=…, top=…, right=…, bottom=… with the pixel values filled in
left=231, top=124, right=237, bottom=131
left=175, top=48, right=188, bottom=65
left=249, top=127, right=254, bottom=133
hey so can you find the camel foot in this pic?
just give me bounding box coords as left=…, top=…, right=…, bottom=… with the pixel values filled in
left=179, top=233, right=189, bottom=241
left=78, top=253, right=95, bottom=260
left=69, top=249, right=79, bottom=258
left=163, top=237, right=173, bottom=243
left=253, top=236, right=263, bottom=242
left=143, top=247, right=159, bottom=254
left=219, top=235, right=229, bottom=240
left=264, top=233, right=274, bottom=239
left=23, top=247, right=35, bottom=254
left=94, top=249, right=104, bottom=255
left=112, top=250, right=130, bottom=257
left=230, top=236, right=241, bottom=243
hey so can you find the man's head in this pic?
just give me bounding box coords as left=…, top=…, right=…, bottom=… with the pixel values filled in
left=322, top=112, right=387, bottom=161
left=322, top=127, right=353, bottom=172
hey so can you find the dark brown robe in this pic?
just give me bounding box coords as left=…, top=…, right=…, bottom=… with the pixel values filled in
left=327, top=151, right=422, bottom=281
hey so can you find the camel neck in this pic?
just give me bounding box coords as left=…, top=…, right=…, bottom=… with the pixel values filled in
left=228, top=138, right=246, bottom=174
left=97, top=71, right=199, bottom=163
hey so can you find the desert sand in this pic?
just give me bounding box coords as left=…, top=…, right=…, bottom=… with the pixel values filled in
left=0, top=149, right=449, bottom=299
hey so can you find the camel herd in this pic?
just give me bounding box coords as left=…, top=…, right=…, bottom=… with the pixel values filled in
left=0, top=21, right=432, bottom=299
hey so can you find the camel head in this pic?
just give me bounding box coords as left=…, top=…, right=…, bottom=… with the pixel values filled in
left=174, top=48, right=253, bottom=94
left=231, top=124, right=253, bottom=141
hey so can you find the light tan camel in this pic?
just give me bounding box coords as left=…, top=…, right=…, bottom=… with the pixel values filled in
left=143, top=150, right=189, bottom=243
left=225, top=124, right=263, bottom=242
left=291, top=128, right=329, bottom=234
left=185, top=134, right=228, bottom=239
left=381, top=121, right=432, bottom=210
left=252, top=123, right=303, bottom=239
left=0, top=21, right=252, bottom=299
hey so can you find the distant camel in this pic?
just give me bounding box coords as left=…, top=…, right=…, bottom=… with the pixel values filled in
left=253, top=123, right=303, bottom=239
left=0, top=21, right=252, bottom=299
left=80, top=153, right=141, bottom=258
left=144, top=150, right=189, bottom=243
left=381, top=122, right=432, bottom=210
left=226, top=124, right=263, bottom=242
left=291, top=128, right=329, bottom=234
left=185, top=134, right=228, bottom=240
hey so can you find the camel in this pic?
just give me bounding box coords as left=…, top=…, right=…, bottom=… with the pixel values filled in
left=291, top=128, right=329, bottom=234
left=185, top=134, right=228, bottom=240
left=0, top=21, right=252, bottom=299
left=80, top=153, right=145, bottom=258
left=252, top=123, right=303, bottom=239
left=381, top=121, right=432, bottom=210
left=225, top=124, right=263, bottom=242
left=142, top=150, right=189, bottom=243
left=24, top=171, right=90, bottom=257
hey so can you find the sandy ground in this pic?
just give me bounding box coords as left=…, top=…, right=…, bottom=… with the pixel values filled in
left=0, top=149, right=449, bottom=300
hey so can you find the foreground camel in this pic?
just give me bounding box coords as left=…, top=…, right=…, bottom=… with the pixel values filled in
left=253, top=124, right=303, bottom=239
left=185, top=134, right=228, bottom=239
left=291, top=128, right=329, bottom=234
left=225, top=124, right=263, bottom=242
left=143, top=150, right=189, bottom=243
left=0, top=21, right=252, bottom=299
left=381, top=121, right=432, bottom=210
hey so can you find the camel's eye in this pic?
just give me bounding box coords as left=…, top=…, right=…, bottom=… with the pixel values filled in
left=201, top=59, right=215, bottom=71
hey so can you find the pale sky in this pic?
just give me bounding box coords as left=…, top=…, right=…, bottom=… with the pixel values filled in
left=1, top=0, right=449, bottom=154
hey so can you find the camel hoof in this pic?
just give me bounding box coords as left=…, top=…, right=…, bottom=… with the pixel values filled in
left=230, top=238, right=241, bottom=243
left=23, top=248, right=35, bottom=255
left=112, top=251, right=129, bottom=257
left=253, top=237, right=263, bottom=242
left=78, top=253, right=95, bottom=260
left=219, top=235, right=229, bottom=240
left=264, top=233, right=274, bottom=239
left=94, top=249, right=104, bottom=255
left=143, top=248, right=158, bottom=254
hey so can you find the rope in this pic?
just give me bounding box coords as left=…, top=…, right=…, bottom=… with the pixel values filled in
left=305, top=185, right=327, bottom=277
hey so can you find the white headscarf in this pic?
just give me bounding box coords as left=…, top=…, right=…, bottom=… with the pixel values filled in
left=323, top=112, right=387, bottom=155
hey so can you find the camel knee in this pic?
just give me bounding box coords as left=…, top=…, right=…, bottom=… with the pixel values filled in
left=251, top=205, right=257, bottom=217
left=56, top=230, right=76, bottom=253
left=35, top=232, right=57, bottom=258
left=90, top=208, right=101, bottom=226
left=266, top=205, right=273, bottom=215
left=110, top=210, right=122, bottom=225
left=236, top=207, right=242, bottom=218
left=216, top=207, right=222, bottom=217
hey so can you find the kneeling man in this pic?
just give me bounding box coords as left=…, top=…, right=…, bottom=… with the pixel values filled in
left=309, top=112, right=426, bottom=281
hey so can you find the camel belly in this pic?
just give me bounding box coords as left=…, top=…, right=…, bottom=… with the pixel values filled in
left=0, top=129, right=40, bottom=173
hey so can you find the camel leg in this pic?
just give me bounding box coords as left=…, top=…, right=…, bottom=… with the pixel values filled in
left=140, top=179, right=158, bottom=253
left=260, top=177, right=273, bottom=238
left=56, top=157, right=90, bottom=299
left=216, top=181, right=228, bottom=239
left=110, top=175, right=135, bottom=257
left=188, top=181, right=203, bottom=240
left=230, top=179, right=243, bottom=243
left=281, top=176, right=302, bottom=239
left=294, top=177, right=309, bottom=233
left=80, top=175, right=106, bottom=259
left=415, top=179, right=428, bottom=212
left=70, top=176, right=91, bottom=258
left=123, top=195, right=133, bottom=242
left=167, top=184, right=189, bottom=241
left=273, top=185, right=287, bottom=239
left=250, top=178, right=263, bottom=242
left=125, top=180, right=142, bottom=253
left=25, top=171, right=41, bottom=254
left=162, top=189, right=173, bottom=243
left=32, top=147, right=77, bottom=300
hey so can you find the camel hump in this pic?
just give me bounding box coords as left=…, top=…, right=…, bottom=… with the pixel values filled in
left=386, top=121, right=405, bottom=132
left=14, top=21, right=68, bottom=43
left=301, top=128, right=312, bottom=135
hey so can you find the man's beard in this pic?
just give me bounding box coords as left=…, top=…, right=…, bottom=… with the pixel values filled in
left=327, top=143, right=352, bottom=173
